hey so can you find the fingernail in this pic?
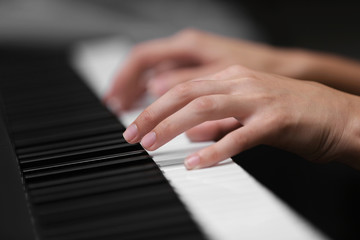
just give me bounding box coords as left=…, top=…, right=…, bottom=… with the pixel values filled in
left=185, top=154, right=200, bottom=170
left=141, top=132, right=156, bottom=149
left=123, top=124, right=138, bottom=142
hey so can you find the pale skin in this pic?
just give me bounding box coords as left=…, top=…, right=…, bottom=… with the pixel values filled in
left=105, top=29, right=360, bottom=170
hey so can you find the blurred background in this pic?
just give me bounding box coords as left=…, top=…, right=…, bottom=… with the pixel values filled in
left=0, top=0, right=264, bottom=46
left=1, top=0, right=360, bottom=59
left=1, top=1, right=360, bottom=240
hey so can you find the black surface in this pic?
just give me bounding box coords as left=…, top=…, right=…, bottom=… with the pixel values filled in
left=233, top=145, right=360, bottom=240
left=0, top=105, right=36, bottom=240
left=238, top=1, right=360, bottom=59
left=225, top=4, right=360, bottom=237
left=0, top=46, right=206, bottom=240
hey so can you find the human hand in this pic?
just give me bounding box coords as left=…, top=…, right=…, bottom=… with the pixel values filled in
left=122, top=65, right=360, bottom=170
left=104, top=29, right=305, bottom=112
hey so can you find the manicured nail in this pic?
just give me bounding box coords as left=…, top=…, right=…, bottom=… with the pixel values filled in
left=123, top=124, right=138, bottom=142
left=185, top=154, right=200, bottom=170
left=141, top=132, right=156, bottom=149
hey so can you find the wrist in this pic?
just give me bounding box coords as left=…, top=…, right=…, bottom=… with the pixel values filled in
left=271, top=48, right=315, bottom=80
left=338, top=94, right=360, bottom=170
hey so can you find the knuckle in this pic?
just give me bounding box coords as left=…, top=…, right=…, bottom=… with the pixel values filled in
left=213, top=65, right=250, bottom=79
left=172, top=82, right=193, bottom=99
left=158, top=118, right=174, bottom=134
left=176, top=28, right=201, bottom=40
left=174, top=29, right=203, bottom=49
left=229, top=76, right=259, bottom=94
left=191, top=96, right=217, bottom=114
left=256, top=92, right=275, bottom=104
left=234, top=76, right=259, bottom=90
left=200, top=147, right=220, bottom=166
left=226, top=65, right=247, bottom=75
left=240, top=76, right=257, bottom=84
left=139, top=108, right=155, bottom=123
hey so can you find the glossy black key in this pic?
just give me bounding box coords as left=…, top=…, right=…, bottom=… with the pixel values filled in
left=0, top=47, right=206, bottom=240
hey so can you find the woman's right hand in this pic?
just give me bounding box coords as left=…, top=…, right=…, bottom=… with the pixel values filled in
left=123, top=65, right=360, bottom=170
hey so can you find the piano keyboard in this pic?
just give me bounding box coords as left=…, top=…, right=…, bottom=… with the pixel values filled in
left=72, top=37, right=329, bottom=240
left=0, top=47, right=206, bottom=240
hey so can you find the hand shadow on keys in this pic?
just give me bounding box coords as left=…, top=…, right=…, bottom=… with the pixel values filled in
left=232, top=145, right=360, bottom=240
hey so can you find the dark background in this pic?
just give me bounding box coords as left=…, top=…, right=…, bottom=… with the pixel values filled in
left=240, top=0, right=360, bottom=58
left=232, top=2, right=360, bottom=240
left=1, top=1, right=360, bottom=240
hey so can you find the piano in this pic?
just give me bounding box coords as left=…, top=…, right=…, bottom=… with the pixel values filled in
left=1, top=37, right=358, bottom=240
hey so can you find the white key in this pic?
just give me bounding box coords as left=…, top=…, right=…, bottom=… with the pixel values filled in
left=72, top=38, right=329, bottom=240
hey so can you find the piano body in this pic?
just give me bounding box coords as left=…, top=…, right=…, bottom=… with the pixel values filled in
left=1, top=37, right=355, bottom=240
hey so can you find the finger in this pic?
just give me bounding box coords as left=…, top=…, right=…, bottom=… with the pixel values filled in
left=104, top=37, right=201, bottom=110
left=139, top=94, right=254, bottom=151
left=184, top=122, right=267, bottom=170
left=147, top=64, right=221, bottom=96
left=187, top=64, right=252, bottom=83
left=123, top=80, right=236, bottom=143
left=211, top=64, right=253, bottom=81
left=185, top=118, right=242, bottom=142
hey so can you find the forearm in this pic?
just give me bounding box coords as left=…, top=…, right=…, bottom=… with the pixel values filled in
left=278, top=49, right=360, bottom=96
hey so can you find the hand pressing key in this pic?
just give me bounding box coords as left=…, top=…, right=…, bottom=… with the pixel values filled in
left=122, top=65, right=360, bottom=170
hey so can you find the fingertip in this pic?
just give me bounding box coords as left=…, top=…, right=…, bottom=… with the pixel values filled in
left=184, top=154, right=201, bottom=170
left=123, top=123, right=139, bottom=143
left=194, top=145, right=228, bottom=169
left=140, top=132, right=157, bottom=150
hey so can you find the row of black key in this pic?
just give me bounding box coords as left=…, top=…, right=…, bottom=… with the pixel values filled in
left=0, top=48, right=206, bottom=240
